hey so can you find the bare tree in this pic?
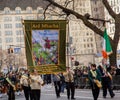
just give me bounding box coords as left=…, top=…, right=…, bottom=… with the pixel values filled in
left=43, top=0, right=120, bottom=66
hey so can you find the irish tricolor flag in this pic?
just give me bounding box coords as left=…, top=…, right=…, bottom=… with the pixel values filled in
left=102, top=28, right=112, bottom=58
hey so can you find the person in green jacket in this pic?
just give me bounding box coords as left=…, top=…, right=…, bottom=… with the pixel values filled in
left=88, top=64, right=102, bottom=100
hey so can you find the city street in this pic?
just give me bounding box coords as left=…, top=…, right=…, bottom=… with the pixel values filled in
left=1, top=0, right=120, bottom=100
left=1, top=84, right=120, bottom=100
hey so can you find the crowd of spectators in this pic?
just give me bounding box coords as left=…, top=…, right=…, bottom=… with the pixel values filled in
left=73, top=64, right=120, bottom=89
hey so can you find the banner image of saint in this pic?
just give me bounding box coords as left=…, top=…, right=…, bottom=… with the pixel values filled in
left=32, top=30, right=59, bottom=66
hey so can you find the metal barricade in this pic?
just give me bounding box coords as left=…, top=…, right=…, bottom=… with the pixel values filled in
left=112, top=75, right=120, bottom=90
left=74, top=76, right=90, bottom=89
left=75, top=75, right=120, bottom=90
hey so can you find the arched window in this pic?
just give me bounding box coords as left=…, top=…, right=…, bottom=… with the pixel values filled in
left=15, top=7, right=21, bottom=14
left=26, top=7, right=33, bottom=13
left=37, top=7, right=43, bottom=14
left=4, top=7, right=11, bottom=14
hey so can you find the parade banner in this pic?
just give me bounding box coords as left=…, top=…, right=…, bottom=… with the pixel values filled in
left=24, top=20, right=66, bottom=74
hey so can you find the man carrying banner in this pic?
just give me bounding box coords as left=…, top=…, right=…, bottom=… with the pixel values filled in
left=64, top=67, right=75, bottom=100
left=20, top=69, right=32, bottom=100
left=30, top=69, right=44, bottom=100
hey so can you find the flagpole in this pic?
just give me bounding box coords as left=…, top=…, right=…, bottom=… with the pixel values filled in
left=102, top=21, right=113, bottom=71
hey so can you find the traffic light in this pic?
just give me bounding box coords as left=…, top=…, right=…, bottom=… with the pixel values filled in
left=8, top=48, right=13, bottom=54
left=74, top=61, right=79, bottom=66
left=71, top=57, right=74, bottom=60
left=10, top=48, right=13, bottom=53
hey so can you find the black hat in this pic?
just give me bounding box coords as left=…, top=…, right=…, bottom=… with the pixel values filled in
left=91, top=64, right=96, bottom=68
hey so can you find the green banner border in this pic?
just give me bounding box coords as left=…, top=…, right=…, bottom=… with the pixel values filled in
left=24, top=20, right=66, bottom=74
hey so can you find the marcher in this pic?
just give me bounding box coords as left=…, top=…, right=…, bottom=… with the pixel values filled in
left=64, top=67, right=75, bottom=100
left=53, top=73, right=61, bottom=98
left=0, top=73, right=5, bottom=98
left=88, top=64, right=102, bottom=100
left=20, top=70, right=32, bottom=100
left=98, top=64, right=115, bottom=98
left=6, top=72, right=16, bottom=100
left=30, top=69, right=44, bottom=100
left=16, top=73, right=22, bottom=96
left=60, top=73, right=65, bottom=93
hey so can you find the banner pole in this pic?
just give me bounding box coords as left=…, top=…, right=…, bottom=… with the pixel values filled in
left=66, top=20, right=70, bottom=67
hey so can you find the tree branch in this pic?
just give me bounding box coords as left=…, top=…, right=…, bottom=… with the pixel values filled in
left=46, top=10, right=66, bottom=17
left=64, top=0, right=73, bottom=8
left=43, top=3, right=52, bottom=20
left=45, top=0, right=83, bottom=19
left=45, top=0, right=104, bottom=37
left=102, top=0, right=116, bottom=19
left=82, top=16, right=104, bottom=37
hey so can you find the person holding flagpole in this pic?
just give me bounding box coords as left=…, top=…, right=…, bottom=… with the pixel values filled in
left=101, top=59, right=115, bottom=98
left=20, top=69, right=32, bottom=100
left=64, top=67, right=75, bottom=100
left=101, top=28, right=115, bottom=98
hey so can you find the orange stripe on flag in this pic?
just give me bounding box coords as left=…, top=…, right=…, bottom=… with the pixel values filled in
left=102, top=50, right=108, bottom=59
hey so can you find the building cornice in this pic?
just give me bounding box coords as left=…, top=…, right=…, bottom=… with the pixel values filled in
left=0, top=0, right=48, bottom=10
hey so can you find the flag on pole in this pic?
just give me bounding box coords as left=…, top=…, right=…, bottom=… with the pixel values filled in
left=102, top=28, right=112, bottom=59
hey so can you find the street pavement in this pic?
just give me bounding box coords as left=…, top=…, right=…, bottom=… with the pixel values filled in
left=1, top=84, right=120, bottom=100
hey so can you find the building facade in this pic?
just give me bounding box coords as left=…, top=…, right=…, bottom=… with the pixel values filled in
left=0, top=0, right=48, bottom=70
left=0, top=0, right=105, bottom=69
left=68, top=0, right=97, bottom=66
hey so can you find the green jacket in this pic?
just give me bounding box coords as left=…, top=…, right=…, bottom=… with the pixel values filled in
left=88, top=69, right=102, bottom=85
